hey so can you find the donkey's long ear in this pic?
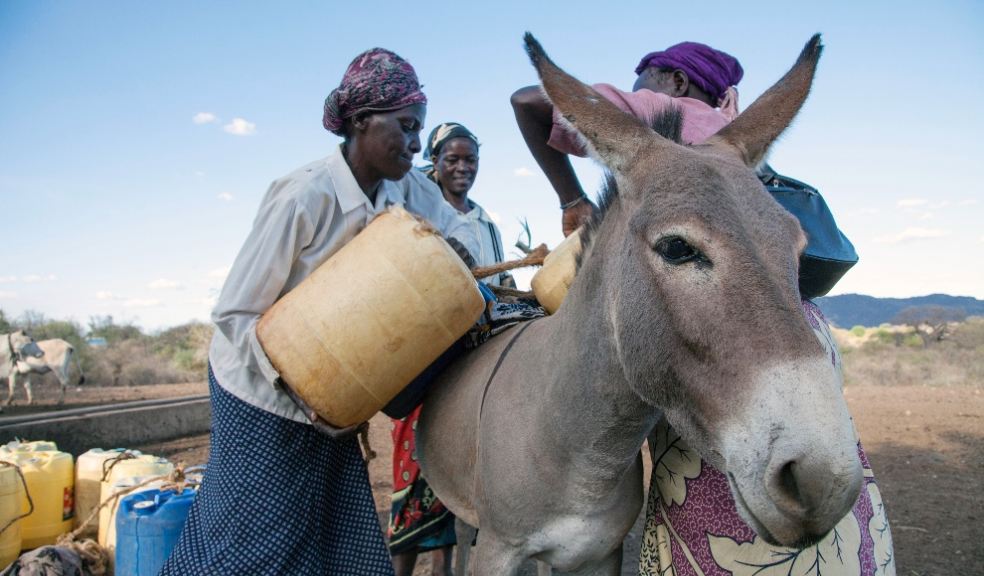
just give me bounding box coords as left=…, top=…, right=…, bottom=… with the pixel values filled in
left=524, top=32, right=669, bottom=173
left=705, top=35, right=823, bottom=167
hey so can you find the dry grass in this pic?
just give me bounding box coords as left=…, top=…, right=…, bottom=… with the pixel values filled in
left=835, top=317, right=984, bottom=387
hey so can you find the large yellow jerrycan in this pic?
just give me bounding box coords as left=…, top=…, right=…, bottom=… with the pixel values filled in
left=0, top=462, right=25, bottom=568
left=257, top=207, right=485, bottom=429
left=0, top=450, right=74, bottom=550
left=98, top=455, right=172, bottom=547
left=75, top=448, right=137, bottom=539
left=531, top=228, right=583, bottom=314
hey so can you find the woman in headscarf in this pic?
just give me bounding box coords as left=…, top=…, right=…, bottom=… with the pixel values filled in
left=387, top=121, right=513, bottom=576
left=159, top=48, right=478, bottom=576
left=512, top=42, right=895, bottom=575
left=511, top=41, right=743, bottom=237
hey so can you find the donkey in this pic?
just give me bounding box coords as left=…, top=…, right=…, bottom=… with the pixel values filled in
left=417, top=33, right=862, bottom=575
left=9, top=338, right=86, bottom=405
left=1, top=330, right=44, bottom=412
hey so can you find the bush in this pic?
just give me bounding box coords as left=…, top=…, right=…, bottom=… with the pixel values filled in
left=850, top=325, right=866, bottom=337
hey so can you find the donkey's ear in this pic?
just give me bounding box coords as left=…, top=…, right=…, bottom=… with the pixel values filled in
left=524, top=33, right=668, bottom=173
left=705, top=35, right=823, bottom=167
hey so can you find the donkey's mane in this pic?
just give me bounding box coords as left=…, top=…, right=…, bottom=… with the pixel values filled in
left=576, top=106, right=684, bottom=269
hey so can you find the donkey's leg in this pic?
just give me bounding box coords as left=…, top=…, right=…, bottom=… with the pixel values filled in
left=5, top=373, right=16, bottom=405
left=470, top=532, right=527, bottom=576
left=550, top=546, right=622, bottom=576
left=25, top=376, right=33, bottom=405
left=454, top=518, right=477, bottom=575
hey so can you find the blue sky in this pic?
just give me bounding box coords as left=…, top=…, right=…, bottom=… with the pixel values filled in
left=1, top=1, right=982, bottom=330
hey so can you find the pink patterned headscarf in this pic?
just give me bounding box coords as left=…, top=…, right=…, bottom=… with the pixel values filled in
left=322, top=48, right=427, bottom=136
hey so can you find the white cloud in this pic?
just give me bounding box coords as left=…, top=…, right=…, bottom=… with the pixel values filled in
left=223, top=118, right=256, bottom=136
left=979, top=235, right=984, bottom=244
left=123, top=298, right=162, bottom=308
left=513, top=167, right=534, bottom=177
left=148, top=278, right=183, bottom=290
left=208, top=266, right=230, bottom=280
left=897, top=198, right=928, bottom=208
left=193, top=112, right=218, bottom=125
left=917, top=212, right=934, bottom=221
left=96, top=291, right=124, bottom=301
left=22, top=275, right=43, bottom=284
left=958, top=198, right=978, bottom=206
left=217, top=192, right=234, bottom=202
left=874, top=227, right=949, bottom=244
left=0, top=276, right=15, bottom=284
left=0, top=291, right=16, bottom=299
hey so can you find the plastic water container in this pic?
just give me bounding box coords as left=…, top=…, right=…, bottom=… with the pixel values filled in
left=98, top=456, right=172, bottom=547
left=257, top=207, right=485, bottom=428
left=0, top=441, right=58, bottom=457
left=115, top=488, right=196, bottom=576
left=531, top=228, right=583, bottom=314
left=0, top=450, right=74, bottom=550
left=74, top=448, right=136, bottom=538
left=0, top=463, right=24, bottom=568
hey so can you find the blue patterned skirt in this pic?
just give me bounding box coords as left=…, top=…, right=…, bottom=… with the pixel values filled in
left=160, top=367, right=394, bottom=575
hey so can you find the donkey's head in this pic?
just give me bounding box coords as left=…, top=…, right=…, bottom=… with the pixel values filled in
left=8, top=330, right=43, bottom=359
left=525, top=34, right=861, bottom=546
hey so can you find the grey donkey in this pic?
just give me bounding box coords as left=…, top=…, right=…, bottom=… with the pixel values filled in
left=417, top=33, right=862, bottom=575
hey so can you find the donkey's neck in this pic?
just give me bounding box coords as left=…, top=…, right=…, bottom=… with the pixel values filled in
left=529, top=258, right=662, bottom=485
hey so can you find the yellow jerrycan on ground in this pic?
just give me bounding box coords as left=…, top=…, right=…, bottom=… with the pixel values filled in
left=98, top=455, right=173, bottom=548
left=257, top=207, right=484, bottom=429
left=531, top=228, right=583, bottom=314
left=75, top=448, right=137, bottom=539
left=0, top=446, right=74, bottom=550
left=0, top=462, right=25, bottom=568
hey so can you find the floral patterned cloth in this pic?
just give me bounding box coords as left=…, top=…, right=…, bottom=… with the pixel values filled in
left=638, top=300, right=896, bottom=576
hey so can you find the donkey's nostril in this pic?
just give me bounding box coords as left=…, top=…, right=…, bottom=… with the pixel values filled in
left=778, top=461, right=803, bottom=509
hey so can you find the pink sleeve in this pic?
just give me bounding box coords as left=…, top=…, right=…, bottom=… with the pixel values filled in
left=547, top=84, right=674, bottom=157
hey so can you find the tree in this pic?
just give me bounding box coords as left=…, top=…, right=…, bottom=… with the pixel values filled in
left=0, top=309, right=11, bottom=333
left=87, top=315, right=143, bottom=344
left=891, top=305, right=967, bottom=346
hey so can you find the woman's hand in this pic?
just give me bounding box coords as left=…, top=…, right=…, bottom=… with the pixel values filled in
left=279, top=378, right=364, bottom=439
left=562, top=200, right=597, bottom=237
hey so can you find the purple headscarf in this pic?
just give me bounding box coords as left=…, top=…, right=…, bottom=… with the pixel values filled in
left=634, top=42, right=744, bottom=102
left=322, top=48, right=427, bottom=136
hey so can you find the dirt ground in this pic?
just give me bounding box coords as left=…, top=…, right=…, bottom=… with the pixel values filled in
left=11, top=381, right=981, bottom=575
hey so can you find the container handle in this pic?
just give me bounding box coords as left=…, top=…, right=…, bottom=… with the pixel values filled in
left=0, top=461, right=34, bottom=537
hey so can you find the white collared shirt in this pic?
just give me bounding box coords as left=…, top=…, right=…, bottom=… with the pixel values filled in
left=209, top=145, right=480, bottom=423
left=461, top=200, right=509, bottom=286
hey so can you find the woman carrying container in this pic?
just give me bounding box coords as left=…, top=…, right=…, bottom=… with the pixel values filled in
left=160, top=48, right=478, bottom=576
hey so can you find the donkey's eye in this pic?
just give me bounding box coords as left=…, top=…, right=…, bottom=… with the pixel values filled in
left=654, top=236, right=702, bottom=264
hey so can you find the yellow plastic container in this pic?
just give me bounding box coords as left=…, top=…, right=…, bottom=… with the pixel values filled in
left=98, top=456, right=172, bottom=547
left=0, top=451, right=74, bottom=550
left=0, top=463, right=24, bottom=568
left=257, top=207, right=485, bottom=428
left=74, top=448, right=137, bottom=538
left=0, top=441, right=58, bottom=457
left=531, top=228, right=583, bottom=314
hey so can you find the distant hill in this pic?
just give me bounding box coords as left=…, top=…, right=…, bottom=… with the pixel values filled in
left=815, top=294, right=984, bottom=328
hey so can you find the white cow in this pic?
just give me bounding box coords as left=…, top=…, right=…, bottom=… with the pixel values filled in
left=8, top=338, right=85, bottom=405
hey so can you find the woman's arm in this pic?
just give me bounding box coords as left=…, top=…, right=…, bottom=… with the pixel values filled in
left=511, top=85, right=595, bottom=237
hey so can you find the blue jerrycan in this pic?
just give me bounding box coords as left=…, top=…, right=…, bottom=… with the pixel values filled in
left=115, top=487, right=196, bottom=575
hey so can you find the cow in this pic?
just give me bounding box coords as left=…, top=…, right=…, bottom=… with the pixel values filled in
left=8, top=338, right=86, bottom=406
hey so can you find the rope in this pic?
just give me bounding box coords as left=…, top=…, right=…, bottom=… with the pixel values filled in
left=0, top=461, right=34, bottom=537
left=65, top=539, right=109, bottom=575
left=100, top=451, right=137, bottom=482
left=60, top=464, right=202, bottom=545
left=470, top=243, right=549, bottom=280
left=488, top=286, right=536, bottom=299
left=358, top=424, right=376, bottom=463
